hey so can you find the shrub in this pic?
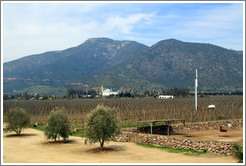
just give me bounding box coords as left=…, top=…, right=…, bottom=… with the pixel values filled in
left=44, top=108, right=72, bottom=142
left=232, top=142, right=243, bottom=163
left=5, top=108, right=30, bottom=135
left=84, top=104, right=121, bottom=150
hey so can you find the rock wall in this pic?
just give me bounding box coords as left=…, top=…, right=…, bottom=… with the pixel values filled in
left=115, top=119, right=243, bottom=155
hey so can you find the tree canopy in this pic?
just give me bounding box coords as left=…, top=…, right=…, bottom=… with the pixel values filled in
left=44, top=108, right=72, bottom=142
left=84, top=104, right=121, bottom=150
left=6, top=108, right=30, bottom=135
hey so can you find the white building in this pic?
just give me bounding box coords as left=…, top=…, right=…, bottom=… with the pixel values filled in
left=102, top=89, right=118, bottom=96
left=158, top=95, right=174, bottom=99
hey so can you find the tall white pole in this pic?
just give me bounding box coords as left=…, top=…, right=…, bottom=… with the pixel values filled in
left=195, top=69, right=198, bottom=110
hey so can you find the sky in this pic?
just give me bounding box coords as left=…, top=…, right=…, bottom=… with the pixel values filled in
left=2, top=2, right=244, bottom=62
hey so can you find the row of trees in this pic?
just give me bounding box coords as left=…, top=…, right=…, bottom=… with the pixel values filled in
left=3, top=88, right=243, bottom=101
left=141, top=88, right=190, bottom=97
left=67, top=88, right=98, bottom=99
left=5, top=105, right=120, bottom=150
left=66, top=87, right=191, bottom=99
left=3, top=93, right=59, bottom=100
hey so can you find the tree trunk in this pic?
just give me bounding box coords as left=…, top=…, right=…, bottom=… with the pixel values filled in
left=100, top=140, right=104, bottom=151
left=17, top=128, right=22, bottom=136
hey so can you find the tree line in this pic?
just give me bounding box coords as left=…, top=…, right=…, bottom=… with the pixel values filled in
left=3, top=87, right=243, bottom=100
left=3, top=93, right=59, bottom=100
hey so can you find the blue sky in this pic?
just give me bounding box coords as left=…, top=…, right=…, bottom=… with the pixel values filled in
left=2, top=2, right=244, bottom=62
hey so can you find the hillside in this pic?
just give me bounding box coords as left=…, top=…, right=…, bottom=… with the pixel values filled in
left=3, top=38, right=243, bottom=95
left=3, top=38, right=149, bottom=93
left=88, top=39, right=243, bottom=92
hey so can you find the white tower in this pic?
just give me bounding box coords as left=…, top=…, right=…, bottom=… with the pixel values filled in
left=195, top=69, right=198, bottom=110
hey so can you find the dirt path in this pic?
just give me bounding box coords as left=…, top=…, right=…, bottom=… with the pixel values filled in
left=3, top=128, right=237, bottom=163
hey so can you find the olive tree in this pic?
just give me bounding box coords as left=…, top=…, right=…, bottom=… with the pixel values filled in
left=85, top=104, right=121, bottom=150
left=6, top=108, right=30, bottom=135
left=44, top=108, right=72, bottom=142
left=232, top=142, right=243, bottom=163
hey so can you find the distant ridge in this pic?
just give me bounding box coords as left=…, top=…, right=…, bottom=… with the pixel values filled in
left=3, top=38, right=243, bottom=95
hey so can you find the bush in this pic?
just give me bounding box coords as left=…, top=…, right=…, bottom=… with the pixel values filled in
left=232, top=142, right=243, bottom=163
left=44, top=108, right=72, bottom=142
left=84, top=104, right=121, bottom=150
left=5, top=108, right=30, bottom=135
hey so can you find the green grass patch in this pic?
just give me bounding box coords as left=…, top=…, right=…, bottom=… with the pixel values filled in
left=121, top=121, right=178, bottom=128
left=110, top=138, right=117, bottom=142
left=72, top=131, right=85, bottom=137
left=121, top=122, right=151, bottom=128
left=120, top=122, right=137, bottom=128
left=32, top=85, right=51, bottom=88
left=137, top=143, right=206, bottom=156
left=72, top=128, right=86, bottom=137
left=29, top=124, right=86, bottom=137
left=29, top=124, right=46, bottom=131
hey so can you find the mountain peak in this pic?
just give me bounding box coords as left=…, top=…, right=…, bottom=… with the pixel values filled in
left=165, top=38, right=181, bottom=42
left=151, top=38, right=183, bottom=49
left=83, top=37, right=114, bottom=44
left=159, top=38, right=183, bottom=44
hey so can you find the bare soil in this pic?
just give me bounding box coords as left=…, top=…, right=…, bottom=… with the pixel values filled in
left=173, top=126, right=243, bottom=142
left=3, top=127, right=239, bottom=163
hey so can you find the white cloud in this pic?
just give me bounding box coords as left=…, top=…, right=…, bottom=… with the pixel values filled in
left=103, top=13, right=155, bottom=34
left=2, top=3, right=243, bottom=62
left=2, top=3, right=156, bottom=62
left=2, top=3, right=105, bottom=62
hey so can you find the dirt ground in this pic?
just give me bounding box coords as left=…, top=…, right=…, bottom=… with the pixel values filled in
left=173, top=126, right=243, bottom=142
left=2, top=128, right=239, bottom=163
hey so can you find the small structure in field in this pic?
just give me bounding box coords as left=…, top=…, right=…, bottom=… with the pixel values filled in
left=135, top=119, right=185, bottom=135
left=208, top=104, right=215, bottom=109
left=102, top=89, right=118, bottom=96
left=158, top=95, right=174, bottom=99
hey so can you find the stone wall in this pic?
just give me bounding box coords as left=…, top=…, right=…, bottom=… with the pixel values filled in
left=115, top=119, right=243, bottom=155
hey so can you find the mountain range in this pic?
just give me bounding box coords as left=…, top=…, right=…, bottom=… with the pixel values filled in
left=3, top=38, right=243, bottom=95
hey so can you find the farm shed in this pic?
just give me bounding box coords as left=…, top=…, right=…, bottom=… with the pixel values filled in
left=158, top=95, right=174, bottom=99
left=208, top=104, right=215, bottom=109
left=135, top=119, right=185, bottom=136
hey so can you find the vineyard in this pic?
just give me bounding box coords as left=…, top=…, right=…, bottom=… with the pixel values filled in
left=3, top=96, right=243, bottom=128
